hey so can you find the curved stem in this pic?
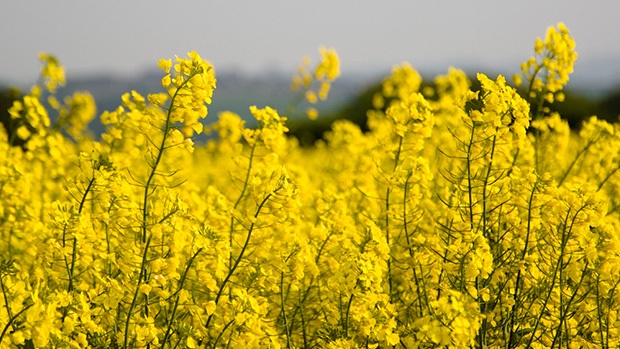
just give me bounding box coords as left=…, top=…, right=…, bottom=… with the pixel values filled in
left=142, top=75, right=195, bottom=243
left=508, top=181, right=538, bottom=347
left=0, top=303, right=31, bottom=345
left=205, top=192, right=274, bottom=329
left=525, top=205, right=585, bottom=348
left=466, top=123, right=476, bottom=230
left=123, top=236, right=151, bottom=348
left=385, top=135, right=404, bottom=302
left=212, top=319, right=235, bottom=348
left=280, top=271, right=292, bottom=348
left=161, top=248, right=203, bottom=347
left=229, top=143, right=257, bottom=295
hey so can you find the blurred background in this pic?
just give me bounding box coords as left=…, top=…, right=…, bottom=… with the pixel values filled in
left=2, top=1, right=620, bottom=142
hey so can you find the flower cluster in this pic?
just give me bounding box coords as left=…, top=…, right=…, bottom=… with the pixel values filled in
left=38, top=53, right=66, bottom=93
left=158, top=51, right=217, bottom=137
left=516, top=23, right=578, bottom=112
left=290, top=47, right=341, bottom=120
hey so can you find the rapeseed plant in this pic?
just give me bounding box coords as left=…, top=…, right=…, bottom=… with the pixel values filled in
left=2, top=23, right=620, bottom=349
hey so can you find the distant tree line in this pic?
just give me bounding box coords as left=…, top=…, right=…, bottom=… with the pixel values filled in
left=3, top=78, right=620, bottom=148
left=0, top=87, right=28, bottom=148
left=287, top=77, right=620, bottom=146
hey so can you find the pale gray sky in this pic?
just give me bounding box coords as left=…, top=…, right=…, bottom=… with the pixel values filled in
left=1, top=1, right=619, bottom=86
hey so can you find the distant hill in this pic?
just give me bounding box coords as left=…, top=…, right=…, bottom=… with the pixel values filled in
left=46, top=69, right=371, bottom=139
left=2, top=57, right=619, bottom=142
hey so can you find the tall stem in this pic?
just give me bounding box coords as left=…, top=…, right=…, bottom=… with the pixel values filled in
left=141, top=76, right=194, bottom=243
left=205, top=192, right=275, bottom=329
left=385, top=135, right=404, bottom=302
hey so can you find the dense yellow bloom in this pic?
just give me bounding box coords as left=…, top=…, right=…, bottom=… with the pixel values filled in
left=55, top=92, right=97, bottom=139
left=465, top=73, right=530, bottom=145
left=3, top=23, right=619, bottom=349
left=148, top=51, right=217, bottom=140
left=518, top=23, right=577, bottom=118
left=315, top=47, right=341, bottom=81
left=243, top=105, right=289, bottom=151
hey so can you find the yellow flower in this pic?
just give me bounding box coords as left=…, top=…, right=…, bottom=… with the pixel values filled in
left=386, top=332, right=400, bottom=346
left=158, top=58, right=172, bottom=74
left=38, top=52, right=66, bottom=93
left=517, top=22, right=577, bottom=117
left=305, top=90, right=318, bottom=104
left=512, top=73, right=522, bottom=87
left=306, top=107, right=319, bottom=120
left=11, top=331, right=26, bottom=345
left=315, top=47, right=341, bottom=81
left=138, top=283, right=152, bottom=295
left=290, top=47, right=340, bottom=117
left=187, top=336, right=198, bottom=348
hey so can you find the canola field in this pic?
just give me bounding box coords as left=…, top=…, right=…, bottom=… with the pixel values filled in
left=1, top=23, right=620, bottom=348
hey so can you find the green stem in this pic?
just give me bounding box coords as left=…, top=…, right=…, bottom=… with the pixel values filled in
left=62, top=176, right=95, bottom=293
left=123, top=236, right=151, bottom=349
left=508, top=181, right=538, bottom=347
left=402, top=173, right=426, bottom=317
left=481, top=133, right=498, bottom=238
left=525, top=205, right=584, bottom=347
left=229, top=143, right=257, bottom=296
left=385, top=135, right=404, bottom=302
left=558, top=138, right=597, bottom=186
left=0, top=273, right=16, bottom=337
left=597, top=163, right=620, bottom=191
left=212, top=319, right=235, bottom=348
left=465, top=122, right=476, bottom=230
left=300, top=289, right=309, bottom=349
left=205, top=192, right=274, bottom=329
left=232, top=144, right=257, bottom=211
left=477, top=132, right=498, bottom=347
left=595, top=273, right=606, bottom=348
left=280, top=271, right=292, bottom=348
left=161, top=248, right=203, bottom=347
left=0, top=303, right=31, bottom=345
left=344, top=294, right=354, bottom=338
left=141, top=75, right=195, bottom=243
left=549, top=261, right=588, bottom=348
